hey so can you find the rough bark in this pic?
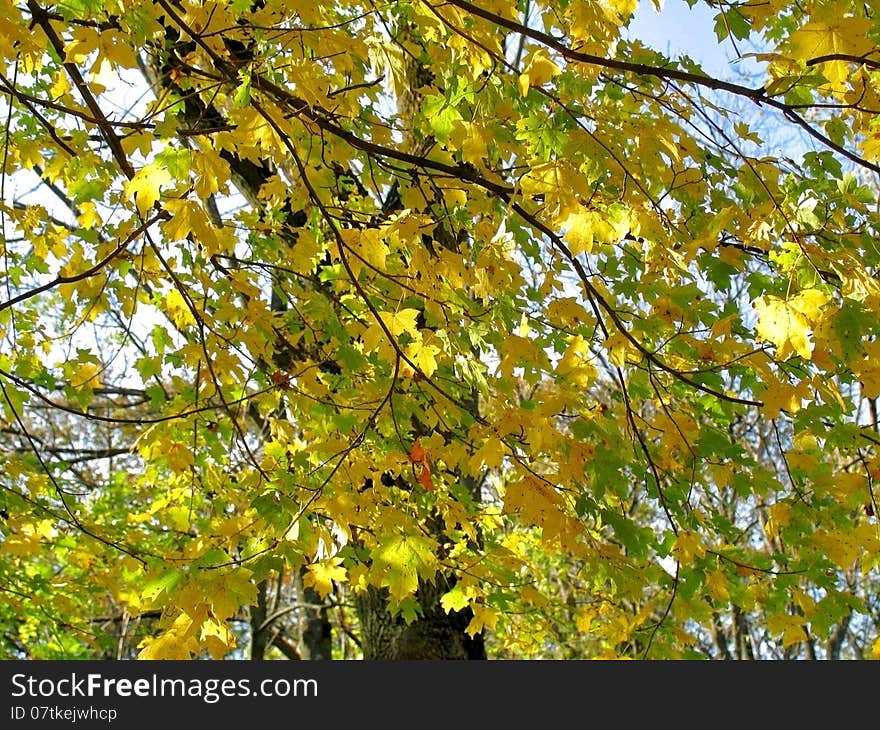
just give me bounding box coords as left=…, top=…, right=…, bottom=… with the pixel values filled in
left=249, top=579, right=270, bottom=660
left=299, top=573, right=332, bottom=660
left=355, top=581, right=485, bottom=660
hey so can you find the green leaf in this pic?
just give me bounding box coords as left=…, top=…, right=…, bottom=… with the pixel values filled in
left=141, top=569, right=184, bottom=604
left=371, top=533, right=438, bottom=602
left=421, top=94, right=462, bottom=144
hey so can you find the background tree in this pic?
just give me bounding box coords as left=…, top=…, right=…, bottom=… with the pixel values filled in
left=2, top=0, right=880, bottom=659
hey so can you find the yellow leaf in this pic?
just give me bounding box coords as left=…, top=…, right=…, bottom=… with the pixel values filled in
left=753, top=295, right=815, bottom=360
left=706, top=569, right=730, bottom=602
left=521, top=585, right=548, bottom=608
left=466, top=604, right=498, bottom=637
left=503, top=477, right=566, bottom=540
left=575, top=607, right=595, bottom=634
left=766, top=613, right=807, bottom=648
left=162, top=199, right=222, bottom=254
left=77, top=202, right=103, bottom=229
left=440, top=584, right=470, bottom=613
left=164, top=288, right=196, bottom=329
left=347, top=563, right=369, bottom=594
left=561, top=207, right=595, bottom=255
left=359, top=228, right=390, bottom=270
left=192, top=147, right=230, bottom=199
left=340, top=228, right=389, bottom=275
left=470, top=436, right=506, bottom=471
left=442, top=187, right=467, bottom=207
left=854, top=341, right=880, bottom=397
left=671, top=530, right=705, bottom=565
left=788, top=288, right=829, bottom=320
left=555, top=334, right=596, bottom=386
left=518, top=48, right=561, bottom=96
left=496, top=333, right=545, bottom=378
left=137, top=613, right=198, bottom=660
left=71, top=361, right=101, bottom=391
left=200, top=617, right=236, bottom=659
left=547, top=297, right=591, bottom=326
left=789, top=19, right=873, bottom=60
left=362, top=308, right=421, bottom=352
left=49, top=70, right=71, bottom=99
left=811, top=529, right=860, bottom=570
left=604, top=331, right=638, bottom=366
left=0, top=527, right=43, bottom=557
left=405, top=336, right=440, bottom=377
left=121, top=132, right=154, bottom=157
left=764, top=502, right=791, bottom=541
left=125, top=162, right=172, bottom=215
left=760, top=379, right=809, bottom=418
left=459, top=122, right=489, bottom=165
left=605, top=0, right=638, bottom=20
left=165, top=442, right=194, bottom=474
left=303, top=557, right=347, bottom=599
left=792, top=587, right=815, bottom=619
left=789, top=18, right=874, bottom=93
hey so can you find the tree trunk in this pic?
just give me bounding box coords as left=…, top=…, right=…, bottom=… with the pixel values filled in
left=356, top=581, right=485, bottom=660
left=249, top=579, right=270, bottom=660
left=299, top=573, right=332, bottom=660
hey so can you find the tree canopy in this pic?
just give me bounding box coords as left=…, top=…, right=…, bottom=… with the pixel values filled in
left=2, top=0, right=880, bottom=660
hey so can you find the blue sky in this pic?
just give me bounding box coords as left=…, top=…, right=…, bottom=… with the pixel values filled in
left=625, top=0, right=809, bottom=157
left=626, top=0, right=759, bottom=80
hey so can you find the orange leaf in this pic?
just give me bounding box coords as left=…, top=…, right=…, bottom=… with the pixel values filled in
left=417, top=463, right=435, bottom=492
left=409, top=439, right=428, bottom=464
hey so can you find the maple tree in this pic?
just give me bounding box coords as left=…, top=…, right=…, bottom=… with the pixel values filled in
left=2, top=0, right=880, bottom=660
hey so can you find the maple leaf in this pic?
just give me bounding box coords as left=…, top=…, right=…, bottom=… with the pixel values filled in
left=76, top=201, right=103, bottom=229
left=518, top=48, right=561, bottom=96
left=362, top=309, right=421, bottom=352
left=124, top=162, right=172, bottom=215
left=408, top=439, right=435, bottom=491
left=671, top=531, right=706, bottom=565
left=753, top=293, right=827, bottom=360
left=764, top=502, right=791, bottom=541
left=140, top=569, right=184, bottom=606
left=789, top=18, right=873, bottom=92
left=162, top=199, right=222, bottom=253
left=555, top=334, right=596, bottom=385
left=503, top=477, right=566, bottom=540
left=706, top=569, right=730, bottom=603
left=303, top=557, right=347, bottom=599
left=193, top=149, right=230, bottom=200
left=163, top=288, right=196, bottom=329
left=561, top=207, right=596, bottom=255
left=69, top=361, right=102, bottom=392
left=766, top=613, right=808, bottom=648
left=760, top=379, right=808, bottom=417
left=200, top=617, right=237, bottom=659
left=405, top=337, right=440, bottom=378
left=371, top=533, right=438, bottom=602
left=409, top=438, right=428, bottom=464
left=137, top=613, right=198, bottom=660
left=416, top=463, right=434, bottom=491
left=440, top=584, right=470, bottom=613
left=466, top=604, right=499, bottom=637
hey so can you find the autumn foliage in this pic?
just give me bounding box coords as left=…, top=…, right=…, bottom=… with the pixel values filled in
left=2, top=0, right=880, bottom=659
